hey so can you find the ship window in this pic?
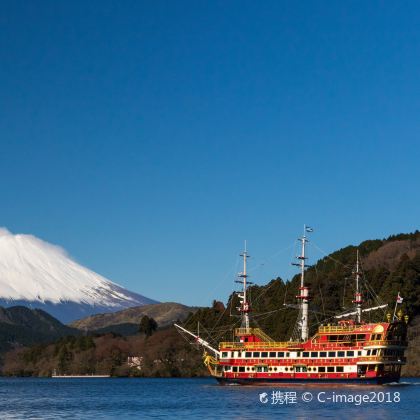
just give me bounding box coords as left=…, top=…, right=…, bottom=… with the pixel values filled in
left=318, top=367, right=325, bottom=372
left=233, top=366, right=238, bottom=372
left=328, top=351, right=336, bottom=357
left=311, top=352, right=318, bottom=357
left=246, top=367, right=250, bottom=371
left=277, top=352, right=284, bottom=358
left=297, top=352, right=301, bottom=357
left=327, top=366, right=334, bottom=372
left=239, top=367, right=245, bottom=373
left=337, top=351, right=345, bottom=357
left=336, top=366, right=344, bottom=373
left=269, top=352, right=276, bottom=357
left=367, top=350, right=371, bottom=356
left=347, top=351, right=354, bottom=357
left=285, top=367, right=288, bottom=371
left=253, top=352, right=260, bottom=358
left=274, top=367, right=277, bottom=371
left=245, top=352, right=252, bottom=358
left=372, top=349, right=377, bottom=356
left=222, top=352, right=228, bottom=358
left=357, top=334, right=366, bottom=341
left=261, top=352, right=268, bottom=358
left=358, top=351, right=362, bottom=356
left=303, top=352, right=309, bottom=357
left=286, top=352, right=290, bottom=357
left=319, top=351, right=327, bottom=357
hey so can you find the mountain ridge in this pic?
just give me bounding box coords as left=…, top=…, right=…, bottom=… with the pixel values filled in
left=70, top=302, right=197, bottom=331
left=0, top=305, right=79, bottom=354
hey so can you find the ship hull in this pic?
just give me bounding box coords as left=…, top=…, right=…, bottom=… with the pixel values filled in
left=216, top=376, right=399, bottom=385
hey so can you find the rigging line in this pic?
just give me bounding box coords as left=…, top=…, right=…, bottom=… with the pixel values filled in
left=246, top=241, right=296, bottom=274
left=287, top=239, right=299, bottom=276
left=199, top=322, right=227, bottom=347
left=313, top=265, right=326, bottom=317
left=251, top=307, right=289, bottom=318
left=208, top=300, right=231, bottom=335
left=283, top=284, right=288, bottom=305
left=177, top=327, right=198, bottom=346
left=318, top=283, right=326, bottom=317
left=364, top=281, right=386, bottom=309
left=359, top=260, right=384, bottom=305
left=201, top=320, right=235, bottom=341
left=311, top=242, right=353, bottom=269
left=206, top=256, right=241, bottom=307
left=211, top=318, right=242, bottom=343
left=359, top=259, right=385, bottom=306
left=228, top=289, right=235, bottom=317
left=250, top=279, right=279, bottom=308
left=313, top=308, right=321, bottom=328
left=342, top=277, right=348, bottom=308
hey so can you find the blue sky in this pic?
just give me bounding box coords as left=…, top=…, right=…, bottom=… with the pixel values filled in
left=1, top=1, right=419, bottom=306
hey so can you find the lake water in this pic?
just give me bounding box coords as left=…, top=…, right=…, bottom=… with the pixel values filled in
left=0, top=377, right=418, bottom=419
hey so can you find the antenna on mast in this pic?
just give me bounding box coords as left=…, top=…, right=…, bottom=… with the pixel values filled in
left=353, top=249, right=363, bottom=323
left=293, top=225, right=313, bottom=341
left=235, top=240, right=253, bottom=329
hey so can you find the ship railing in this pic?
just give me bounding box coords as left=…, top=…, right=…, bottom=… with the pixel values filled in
left=357, top=356, right=407, bottom=363
left=219, top=357, right=366, bottom=364
left=363, top=340, right=408, bottom=347
left=318, top=325, right=357, bottom=333
left=219, top=341, right=301, bottom=350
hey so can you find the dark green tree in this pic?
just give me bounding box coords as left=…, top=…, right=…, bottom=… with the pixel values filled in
left=139, top=316, right=158, bottom=337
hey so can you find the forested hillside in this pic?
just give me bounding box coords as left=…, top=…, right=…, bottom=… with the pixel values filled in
left=184, top=231, right=420, bottom=347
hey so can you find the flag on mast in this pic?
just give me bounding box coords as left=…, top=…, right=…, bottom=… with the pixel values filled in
left=396, top=293, right=403, bottom=304
left=305, top=227, right=314, bottom=232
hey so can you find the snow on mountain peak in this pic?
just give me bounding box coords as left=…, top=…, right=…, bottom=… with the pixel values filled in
left=0, top=227, right=154, bottom=308
left=0, top=227, right=12, bottom=237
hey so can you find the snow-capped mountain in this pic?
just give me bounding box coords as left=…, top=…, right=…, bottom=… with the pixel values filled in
left=0, top=228, right=157, bottom=323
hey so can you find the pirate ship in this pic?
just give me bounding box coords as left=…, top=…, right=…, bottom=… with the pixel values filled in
left=175, top=227, right=408, bottom=384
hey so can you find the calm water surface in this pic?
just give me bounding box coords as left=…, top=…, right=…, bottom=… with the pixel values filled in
left=0, top=377, right=418, bottom=419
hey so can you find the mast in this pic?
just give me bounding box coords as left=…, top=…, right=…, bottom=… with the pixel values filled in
left=294, top=225, right=312, bottom=341
left=236, top=241, right=252, bottom=329
left=335, top=254, right=387, bottom=320
left=353, top=249, right=363, bottom=323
